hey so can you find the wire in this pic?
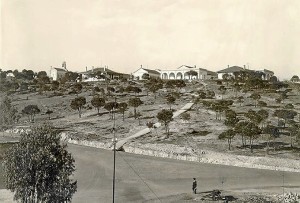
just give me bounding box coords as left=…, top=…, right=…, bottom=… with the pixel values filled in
left=116, top=151, right=162, bottom=203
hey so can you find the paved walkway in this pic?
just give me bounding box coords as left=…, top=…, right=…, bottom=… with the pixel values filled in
left=115, top=102, right=194, bottom=150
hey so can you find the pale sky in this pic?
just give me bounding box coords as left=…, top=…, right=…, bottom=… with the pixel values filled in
left=1, top=0, right=300, bottom=79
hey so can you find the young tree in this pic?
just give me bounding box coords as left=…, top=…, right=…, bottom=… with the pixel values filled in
left=232, top=82, right=241, bottom=97
left=91, top=96, right=106, bottom=114
left=3, top=125, right=77, bottom=202
left=128, top=97, right=143, bottom=119
left=206, top=90, right=215, bottom=99
left=0, top=96, right=18, bottom=129
left=224, top=110, right=239, bottom=127
left=218, top=85, right=226, bottom=99
left=118, top=102, right=128, bottom=121
left=22, top=105, right=41, bottom=122
left=104, top=101, right=119, bottom=120
left=157, top=109, right=173, bottom=137
left=250, top=92, right=261, bottom=107
left=287, top=121, right=300, bottom=148
left=219, top=129, right=236, bottom=150
left=222, top=73, right=231, bottom=86
left=263, top=124, right=279, bottom=153
left=73, top=83, right=83, bottom=96
left=258, top=101, right=267, bottom=107
left=245, top=110, right=263, bottom=126
left=149, top=84, right=161, bottom=99
left=284, top=103, right=294, bottom=109
left=235, top=121, right=261, bottom=152
left=106, top=86, right=115, bottom=96
left=45, top=109, right=53, bottom=120
left=257, top=109, right=269, bottom=128
left=166, top=94, right=176, bottom=110
left=132, top=86, right=142, bottom=95
left=273, top=109, right=297, bottom=127
left=180, top=112, right=191, bottom=126
left=237, top=96, right=244, bottom=106
left=51, top=81, right=60, bottom=91
left=70, top=96, right=86, bottom=118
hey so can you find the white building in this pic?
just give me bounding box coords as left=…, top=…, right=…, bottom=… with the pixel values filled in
left=217, top=65, right=275, bottom=80
left=132, top=66, right=161, bottom=80
left=160, top=65, right=210, bottom=80
left=49, top=67, right=67, bottom=81
left=217, top=66, right=245, bottom=80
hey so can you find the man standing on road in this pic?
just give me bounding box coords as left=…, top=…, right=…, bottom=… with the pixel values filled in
left=192, top=178, right=197, bottom=194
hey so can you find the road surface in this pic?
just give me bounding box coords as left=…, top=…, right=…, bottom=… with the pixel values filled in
left=69, top=144, right=300, bottom=203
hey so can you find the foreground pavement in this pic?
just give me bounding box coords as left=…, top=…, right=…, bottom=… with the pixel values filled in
left=69, top=144, right=300, bottom=203
left=1, top=137, right=300, bottom=202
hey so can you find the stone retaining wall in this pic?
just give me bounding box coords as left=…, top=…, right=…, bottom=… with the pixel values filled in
left=123, top=145, right=300, bottom=173
left=66, top=138, right=300, bottom=173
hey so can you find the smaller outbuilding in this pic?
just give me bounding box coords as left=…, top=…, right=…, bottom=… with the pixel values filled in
left=132, top=65, right=161, bottom=80
left=217, top=65, right=245, bottom=80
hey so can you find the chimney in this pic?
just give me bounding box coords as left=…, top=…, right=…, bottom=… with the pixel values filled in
left=227, top=65, right=230, bottom=68
left=243, top=65, right=246, bottom=69
left=194, top=65, right=196, bottom=68
left=86, top=66, right=87, bottom=72
left=141, top=65, right=143, bottom=68
left=92, top=66, right=94, bottom=72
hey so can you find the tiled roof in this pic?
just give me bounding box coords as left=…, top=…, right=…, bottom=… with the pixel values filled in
left=178, top=65, right=195, bottom=69
left=53, top=67, right=67, bottom=72
left=217, top=66, right=245, bottom=73
left=143, top=68, right=160, bottom=75
left=82, top=67, right=128, bottom=75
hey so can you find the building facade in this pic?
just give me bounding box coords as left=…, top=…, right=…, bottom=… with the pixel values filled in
left=49, top=67, right=67, bottom=81
left=132, top=66, right=161, bottom=80
left=160, top=65, right=210, bottom=80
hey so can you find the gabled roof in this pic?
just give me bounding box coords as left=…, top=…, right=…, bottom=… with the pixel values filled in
left=217, top=66, right=245, bottom=73
left=81, top=67, right=128, bottom=76
left=53, top=67, right=67, bottom=72
left=259, top=69, right=274, bottom=74
left=177, top=65, right=195, bottom=69
left=143, top=68, right=160, bottom=75
left=206, top=70, right=217, bottom=75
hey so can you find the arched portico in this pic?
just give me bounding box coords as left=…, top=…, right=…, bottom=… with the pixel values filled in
left=159, top=66, right=208, bottom=80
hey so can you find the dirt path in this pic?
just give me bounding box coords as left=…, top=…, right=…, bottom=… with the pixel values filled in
left=115, top=102, right=194, bottom=150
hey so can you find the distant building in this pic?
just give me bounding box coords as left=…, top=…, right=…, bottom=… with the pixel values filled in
left=132, top=65, right=161, bottom=80
left=206, top=70, right=218, bottom=80
left=5, top=72, right=15, bottom=82
left=256, top=69, right=274, bottom=80
left=49, top=67, right=67, bottom=81
left=160, top=65, right=211, bottom=80
left=217, top=65, right=274, bottom=80
left=217, top=65, right=245, bottom=80
left=80, top=66, right=130, bottom=82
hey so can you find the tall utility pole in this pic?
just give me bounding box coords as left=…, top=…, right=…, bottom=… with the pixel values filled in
left=112, top=98, right=117, bottom=203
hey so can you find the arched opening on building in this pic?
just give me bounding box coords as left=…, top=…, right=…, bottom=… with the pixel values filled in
left=176, top=72, right=183, bottom=79
left=184, top=72, right=190, bottom=80
left=169, top=72, right=175, bottom=79
left=162, top=73, right=168, bottom=79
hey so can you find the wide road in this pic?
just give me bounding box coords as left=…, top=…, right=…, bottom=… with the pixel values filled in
left=69, top=144, right=300, bottom=203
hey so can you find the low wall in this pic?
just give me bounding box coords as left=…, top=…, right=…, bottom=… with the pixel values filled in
left=123, top=145, right=300, bottom=173
left=66, top=137, right=300, bottom=173
left=67, top=138, right=111, bottom=149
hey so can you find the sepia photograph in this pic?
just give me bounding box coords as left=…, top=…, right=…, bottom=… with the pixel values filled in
left=1, top=0, right=300, bottom=202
